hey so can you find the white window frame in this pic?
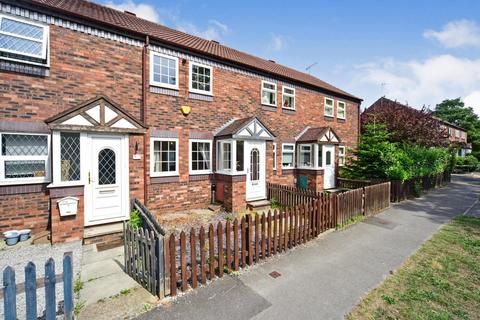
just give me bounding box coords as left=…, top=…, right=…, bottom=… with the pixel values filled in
left=261, top=80, right=277, bottom=107
left=455, top=129, right=460, bottom=138
left=0, top=132, right=51, bottom=185
left=189, top=139, right=213, bottom=175
left=51, top=131, right=87, bottom=187
left=282, top=86, right=296, bottom=110
left=338, top=146, right=346, bottom=166
left=0, top=14, right=50, bottom=66
left=281, top=143, right=295, bottom=169
left=337, top=101, right=346, bottom=119
left=150, top=137, right=179, bottom=177
left=149, top=51, right=179, bottom=90
left=189, top=62, right=213, bottom=95
left=272, top=142, right=277, bottom=171
left=297, top=144, right=314, bottom=169
left=216, top=140, right=234, bottom=174
left=324, top=97, right=334, bottom=117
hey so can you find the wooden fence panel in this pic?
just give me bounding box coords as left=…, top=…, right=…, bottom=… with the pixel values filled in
left=267, top=183, right=321, bottom=207
left=336, top=188, right=363, bottom=226
left=364, top=182, right=391, bottom=216
left=2, top=256, right=74, bottom=320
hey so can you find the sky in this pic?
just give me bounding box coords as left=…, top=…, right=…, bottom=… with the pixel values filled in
left=97, top=0, right=480, bottom=114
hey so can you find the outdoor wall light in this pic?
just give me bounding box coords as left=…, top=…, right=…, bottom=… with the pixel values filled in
left=181, top=105, right=191, bottom=116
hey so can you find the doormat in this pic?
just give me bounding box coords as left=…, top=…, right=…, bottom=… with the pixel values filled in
left=96, top=239, right=124, bottom=252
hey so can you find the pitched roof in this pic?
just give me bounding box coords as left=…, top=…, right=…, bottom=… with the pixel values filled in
left=215, top=117, right=275, bottom=139
left=368, top=97, right=467, bottom=131
left=26, top=0, right=361, bottom=101
left=297, top=126, right=341, bottom=143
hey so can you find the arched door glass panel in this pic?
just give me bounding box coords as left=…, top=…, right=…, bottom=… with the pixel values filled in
left=250, top=148, right=260, bottom=181
left=98, top=148, right=116, bottom=185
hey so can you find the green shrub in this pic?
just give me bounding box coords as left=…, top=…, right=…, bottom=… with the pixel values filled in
left=129, top=209, right=143, bottom=228
left=270, top=197, right=281, bottom=209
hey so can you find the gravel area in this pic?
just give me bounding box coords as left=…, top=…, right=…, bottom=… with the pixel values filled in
left=0, top=241, right=82, bottom=319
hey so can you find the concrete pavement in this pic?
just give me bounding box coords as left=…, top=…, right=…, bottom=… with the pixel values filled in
left=138, top=175, right=479, bottom=320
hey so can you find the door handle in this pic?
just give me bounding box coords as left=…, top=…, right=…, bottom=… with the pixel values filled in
left=88, top=172, right=93, bottom=184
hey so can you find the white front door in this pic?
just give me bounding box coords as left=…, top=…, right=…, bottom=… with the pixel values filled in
left=84, top=134, right=129, bottom=226
left=245, top=140, right=266, bottom=201
left=323, top=144, right=336, bottom=189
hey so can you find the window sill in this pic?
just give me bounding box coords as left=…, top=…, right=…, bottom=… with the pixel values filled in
left=150, top=176, right=180, bottom=184
left=149, top=86, right=179, bottom=97
left=47, top=182, right=85, bottom=188
left=324, top=115, right=334, bottom=121
left=188, top=92, right=213, bottom=102
left=189, top=171, right=213, bottom=176
left=0, top=59, right=50, bottom=77
left=0, top=179, right=50, bottom=186
left=282, top=108, right=296, bottom=115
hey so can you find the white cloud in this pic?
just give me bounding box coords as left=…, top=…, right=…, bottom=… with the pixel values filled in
left=465, top=91, right=480, bottom=115
left=105, top=0, right=160, bottom=22
left=423, top=20, right=480, bottom=48
left=176, top=19, right=230, bottom=41
left=268, top=34, right=288, bottom=52
left=354, top=55, right=480, bottom=112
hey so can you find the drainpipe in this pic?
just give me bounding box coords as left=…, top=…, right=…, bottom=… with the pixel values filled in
left=142, top=36, right=149, bottom=204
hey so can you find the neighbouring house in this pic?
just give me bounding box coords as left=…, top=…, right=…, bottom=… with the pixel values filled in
left=0, top=0, right=361, bottom=244
left=364, top=97, right=471, bottom=155
left=436, top=118, right=471, bottom=157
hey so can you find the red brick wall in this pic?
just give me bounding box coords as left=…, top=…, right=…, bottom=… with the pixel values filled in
left=0, top=191, right=49, bottom=234
left=50, top=195, right=84, bottom=243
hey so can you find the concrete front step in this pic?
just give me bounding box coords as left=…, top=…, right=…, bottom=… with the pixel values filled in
left=83, top=222, right=124, bottom=245
left=246, top=199, right=271, bottom=211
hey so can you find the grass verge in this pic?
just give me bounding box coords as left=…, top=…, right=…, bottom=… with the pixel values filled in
left=347, top=215, right=480, bottom=320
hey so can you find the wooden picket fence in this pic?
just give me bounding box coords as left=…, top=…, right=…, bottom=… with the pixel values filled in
left=2, top=255, right=74, bottom=320
left=336, top=188, right=363, bottom=226
left=391, top=171, right=451, bottom=202
left=267, top=183, right=322, bottom=207
left=123, top=223, right=167, bottom=298
left=364, top=182, right=391, bottom=216
left=165, top=199, right=335, bottom=296
left=336, top=178, right=375, bottom=189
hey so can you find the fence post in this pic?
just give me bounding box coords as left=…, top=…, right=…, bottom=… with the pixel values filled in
left=63, top=254, right=74, bottom=320
left=157, top=235, right=165, bottom=298
left=25, top=262, right=37, bottom=320
left=45, top=258, right=56, bottom=320
left=3, top=266, right=17, bottom=320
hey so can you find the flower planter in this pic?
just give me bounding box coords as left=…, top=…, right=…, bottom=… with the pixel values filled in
left=3, top=230, right=19, bottom=246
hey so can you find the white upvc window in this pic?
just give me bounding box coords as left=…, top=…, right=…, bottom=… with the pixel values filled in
left=298, top=144, right=313, bottom=168
left=337, top=101, right=346, bottom=119
left=338, top=146, right=346, bottom=166
left=261, top=81, right=277, bottom=107
left=51, top=131, right=88, bottom=187
left=282, top=86, right=295, bottom=110
left=189, top=62, right=213, bottom=95
left=150, top=52, right=179, bottom=90
left=282, top=143, right=295, bottom=169
left=189, top=139, right=212, bottom=175
left=455, top=129, right=460, bottom=138
left=272, top=142, right=277, bottom=171
left=0, top=14, right=49, bottom=66
left=324, top=97, right=334, bottom=117
left=0, top=132, right=51, bottom=184
left=217, top=140, right=232, bottom=173
left=150, top=138, right=179, bottom=177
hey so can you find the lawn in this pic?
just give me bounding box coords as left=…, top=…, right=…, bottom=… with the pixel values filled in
left=347, top=215, right=480, bottom=320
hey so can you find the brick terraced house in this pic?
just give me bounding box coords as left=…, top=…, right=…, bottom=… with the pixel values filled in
left=0, top=0, right=362, bottom=243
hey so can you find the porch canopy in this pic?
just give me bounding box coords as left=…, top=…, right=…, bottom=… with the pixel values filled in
left=45, top=95, right=147, bottom=133
left=215, top=117, right=275, bottom=140
left=296, top=126, right=341, bottom=144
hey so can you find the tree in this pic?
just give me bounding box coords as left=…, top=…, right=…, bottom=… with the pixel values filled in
left=342, top=123, right=403, bottom=180
left=434, top=98, right=480, bottom=159
left=362, top=97, right=449, bottom=147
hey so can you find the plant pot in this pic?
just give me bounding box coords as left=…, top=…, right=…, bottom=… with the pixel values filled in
left=3, top=230, right=19, bottom=246
left=19, top=229, right=31, bottom=241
